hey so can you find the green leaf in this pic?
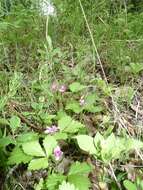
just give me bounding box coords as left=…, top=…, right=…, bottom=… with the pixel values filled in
left=59, top=181, right=78, bottom=190
left=54, top=133, right=68, bottom=140
left=17, top=132, right=39, bottom=144
left=66, top=102, right=83, bottom=114
left=40, top=113, right=56, bottom=125
left=22, top=141, right=45, bottom=157
left=0, top=136, right=16, bottom=148
left=46, top=174, right=66, bottom=190
left=9, top=116, right=21, bottom=132
left=34, top=178, right=44, bottom=190
left=84, top=105, right=103, bottom=113
left=123, top=180, right=136, bottom=190
left=0, top=118, right=9, bottom=126
left=100, top=133, right=122, bottom=163
left=69, top=162, right=92, bottom=176
left=93, top=132, right=104, bottom=156
left=69, top=82, right=85, bottom=92
left=43, top=136, right=57, bottom=157
left=8, top=147, right=32, bottom=165
left=75, top=135, right=96, bottom=154
left=28, top=158, right=48, bottom=170
left=58, top=116, right=84, bottom=134
left=130, top=62, right=143, bottom=74
left=68, top=175, right=90, bottom=190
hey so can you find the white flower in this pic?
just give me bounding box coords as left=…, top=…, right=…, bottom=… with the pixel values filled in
left=40, top=0, right=56, bottom=16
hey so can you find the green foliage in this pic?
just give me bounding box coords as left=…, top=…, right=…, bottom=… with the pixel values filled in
left=69, top=82, right=85, bottom=93
left=68, top=162, right=92, bottom=190
left=76, top=133, right=143, bottom=164
left=8, top=147, right=32, bottom=165
left=34, top=178, right=44, bottom=190
left=22, top=141, right=45, bottom=157
left=58, top=181, right=78, bottom=190
left=1, top=0, right=143, bottom=189
left=68, top=162, right=92, bottom=176
left=28, top=158, right=48, bottom=170
left=123, top=180, right=136, bottom=190
left=68, top=175, right=90, bottom=190
left=9, top=115, right=21, bottom=133
left=46, top=174, right=66, bottom=190
left=8, top=136, right=58, bottom=170
left=58, top=115, right=85, bottom=134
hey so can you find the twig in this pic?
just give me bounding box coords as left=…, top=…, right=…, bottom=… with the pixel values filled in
left=9, top=103, right=42, bottom=132
left=109, top=163, right=122, bottom=190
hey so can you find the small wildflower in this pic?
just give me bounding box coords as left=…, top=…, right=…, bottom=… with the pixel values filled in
left=44, top=125, right=59, bottom=135
left=54, top=146, right=63, bottom=161
left=40, top=0, right=56, bottom=16
left=79, top=96, right=85, bottom=106
left=59, top=85, right=67, bottom=93
left=51, top=82, right=58, bottom=92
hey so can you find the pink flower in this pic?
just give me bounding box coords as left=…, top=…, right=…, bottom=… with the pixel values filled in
left=59, top=85, right=67, bottom=93
left=79, top=96, right=85, bottom=106
left=44, top=125, right=59, bottom=135
left=51, top=82, right=58, bottom=92
left=54, top=146, right=63, bottom=161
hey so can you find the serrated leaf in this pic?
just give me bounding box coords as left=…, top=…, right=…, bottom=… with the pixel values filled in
left=22, top=141, right=45, bottom=157
left=68, top=175, right=90, bottom=190
left=58, top=116, right=84, bottom=134
left=123, top=180, right=136, bottom=190
left=75, top=135, right=96, bottom=154
left=69, top=82, right=85, bottom=92
left=69, top=162, right=92, bottom=175
left=8, top=147, right=32, bottom=165
left=10, top=116, right=21, bottom=132
left=59, top=181, right=78, bottom=190
left=46, top=174, right=66, bottom=190
left=43, top=136, right=57, bottom=157
left=28, top=158, right=48, bottom=170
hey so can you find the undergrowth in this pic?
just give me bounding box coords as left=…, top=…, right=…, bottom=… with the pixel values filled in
left=0, top=0, right=143, bottom=190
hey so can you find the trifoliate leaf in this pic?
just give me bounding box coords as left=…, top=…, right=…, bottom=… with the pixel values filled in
left=68, top=175, right=90, bottom=190
left=69, top=82, right=85, bottom=92
left=28, top=158, right=48, bottom=170
left=75, top=135, right=96, bottom=154
left=43, top=136, right=57, bottom=157
left=9, top=115, right=21, bottom=132
left=69, top=162, right=92, bottom=176
left=22, top=141, right=45, bottom=157
left=59, top=116, right=84, bottom=134
left=59, top=181, right=78, bottom=190
left=46, top=174, right=66, bottom=190
left=8, top=147, right=32, bottom=165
